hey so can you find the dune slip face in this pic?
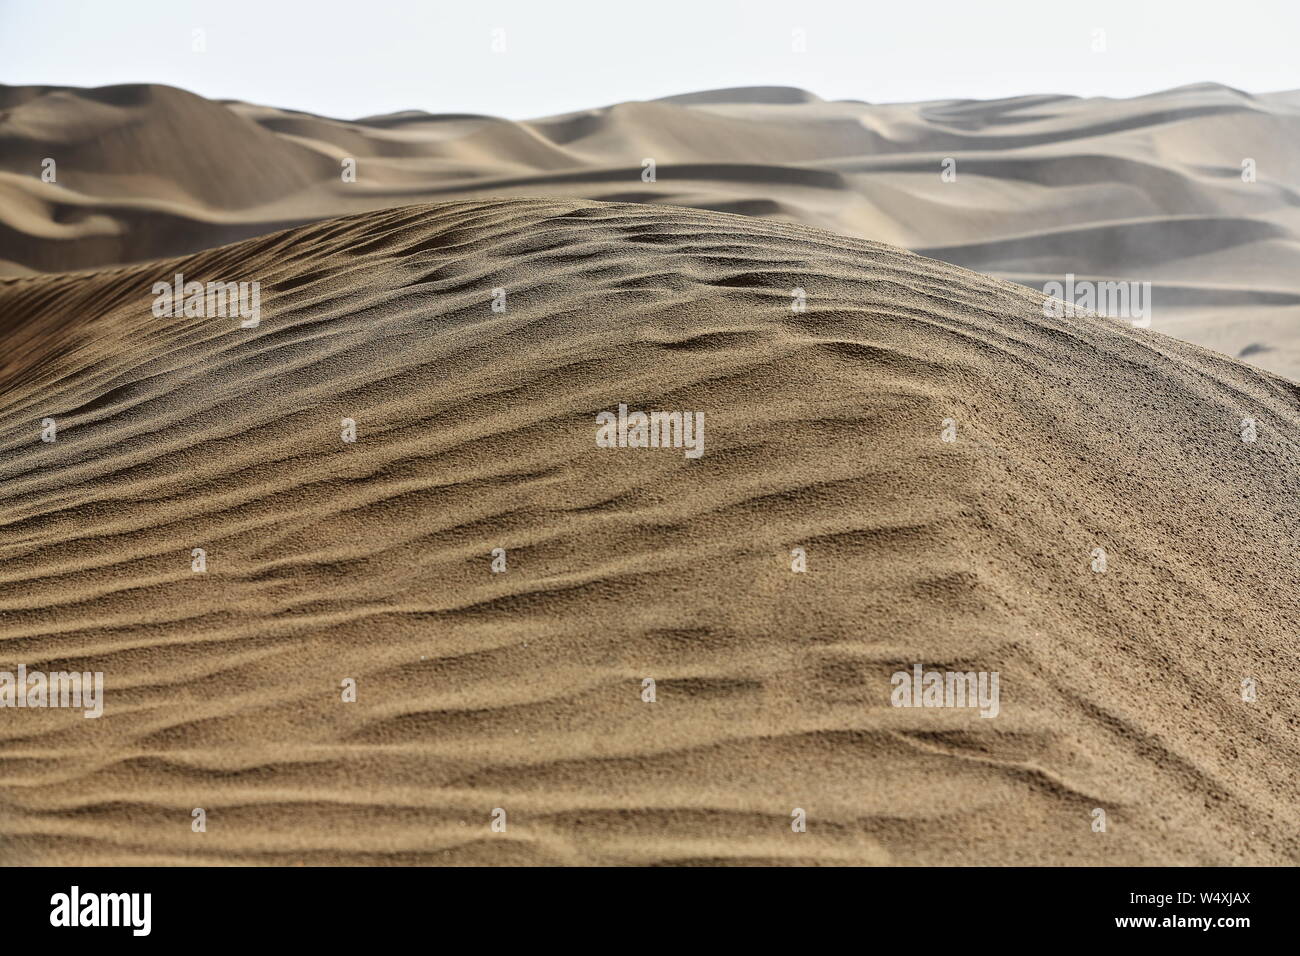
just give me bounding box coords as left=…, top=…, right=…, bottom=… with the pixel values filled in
left=0, top=198, right=1297, bottom=865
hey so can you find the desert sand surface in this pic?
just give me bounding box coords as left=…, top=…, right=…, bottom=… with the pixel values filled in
left=1, top=198, right=1297, bottom=865
left=3, top=82, right=1300, bottom=379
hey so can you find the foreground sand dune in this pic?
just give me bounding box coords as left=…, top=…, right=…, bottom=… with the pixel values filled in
left=3, top=82, right=1299, bottom=379
left=1, top=199, right=1297, bottom=864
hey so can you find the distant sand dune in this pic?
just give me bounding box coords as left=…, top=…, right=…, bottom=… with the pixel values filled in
left=3, top=82, right=1299, bottom=377
left=1, top=199, right=1297, bottom=864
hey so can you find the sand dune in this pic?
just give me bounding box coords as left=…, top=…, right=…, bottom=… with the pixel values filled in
left=3, top=82, right=1299, bottom=378
left=1, top=199, right=1297, bottom=864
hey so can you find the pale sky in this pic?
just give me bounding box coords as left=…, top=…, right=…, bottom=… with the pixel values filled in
left=1, top=0, right=1296, bottom=119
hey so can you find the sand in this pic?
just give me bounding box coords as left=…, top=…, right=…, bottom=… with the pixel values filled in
left=1, top=197, right=1297, bottom=865
left=3, top=82, right=1300, bottom=378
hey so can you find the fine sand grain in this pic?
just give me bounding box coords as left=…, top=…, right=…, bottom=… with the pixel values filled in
left=1, top=199, right=1297, bottom=864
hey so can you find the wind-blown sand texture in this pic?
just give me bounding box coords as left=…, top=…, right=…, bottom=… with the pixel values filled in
left=3, top=82, right=1299, bottom=378
left=1, top=199, right=1297, bottom=864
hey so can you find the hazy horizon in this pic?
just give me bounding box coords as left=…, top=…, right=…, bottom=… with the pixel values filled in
left=2, top=0, right=1297, bottom=120
left=3, top=75, right=1295, bottom=124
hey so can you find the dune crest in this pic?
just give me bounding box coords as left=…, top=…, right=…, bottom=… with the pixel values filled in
left=3, top=82, right=1300, bottom=378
